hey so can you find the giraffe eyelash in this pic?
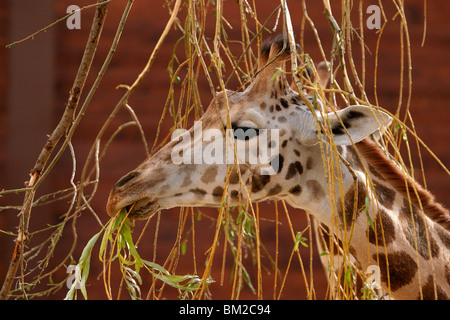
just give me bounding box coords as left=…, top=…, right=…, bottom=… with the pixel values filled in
left=224, top=123, right=261, bottom=140
left=233, top=127, right=260, bottom=140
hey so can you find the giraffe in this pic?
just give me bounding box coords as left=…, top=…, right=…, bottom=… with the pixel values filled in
left=106, top=35, right=450, bottom=300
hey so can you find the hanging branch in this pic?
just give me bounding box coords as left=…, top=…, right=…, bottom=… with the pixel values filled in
left=0, top=0, right=110, bottom=300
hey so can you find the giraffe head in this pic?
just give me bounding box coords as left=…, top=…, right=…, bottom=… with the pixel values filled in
left=106, top=35, right=392, bottom=220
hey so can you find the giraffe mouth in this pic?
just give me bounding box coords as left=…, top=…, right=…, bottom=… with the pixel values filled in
left=126, top=198, right=160, bottom=220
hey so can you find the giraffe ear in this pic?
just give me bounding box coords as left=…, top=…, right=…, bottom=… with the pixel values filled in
left=321, top=105, right=392, bottom=146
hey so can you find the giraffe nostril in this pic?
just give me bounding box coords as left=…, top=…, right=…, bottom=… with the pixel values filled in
left=114, top=171, right=140, bottom=189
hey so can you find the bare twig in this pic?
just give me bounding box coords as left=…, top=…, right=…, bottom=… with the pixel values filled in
left=0, top=0, right=110, bottom=300
left=5, top=0, right=115, bottom=48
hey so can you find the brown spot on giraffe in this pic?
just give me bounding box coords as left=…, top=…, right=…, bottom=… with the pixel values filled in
left=306, top=156, right=314, bottom=170
left=279, top=97, right=289, bottom=108
left=251, top=174, right=270, bottom=193
left=306, top=180, right=325, bottom=200
left=436, top=225, right=450, bottom=250
left=373, top=181, right=396, bottom=210
left=399, top=198, right=440, bottom=260
left=190, top=188, right=207, bottom=198
left=285, top=161, right=303, bottom=180
left=267, top=184, right=282, bottom=196
left=289, top=185, right=302, bottom=195
left=375, top=251, right=418, bottom=292
left=201, top=166, right=218, bottom=184
left=339, top=181, right=366, bottom=230
left=368, top=209, right=396, bottom=245
left=420, top=275, right=449, bottom=300
left=228, top=170, right=240, bottom=184
left=368, top=164, right=384, bottom=180
left=271, top=154, right=284, bottom=174
left=212, top=186, right=224, bottom=200
left=181, top=173, right=193, bottom=188
left=230, top=190, right=239, bottom=200
left=446, top=264, right=450, bottom=287
left=345, top=146, right=364, bottom=172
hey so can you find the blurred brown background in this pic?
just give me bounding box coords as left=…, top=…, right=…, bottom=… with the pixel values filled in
left=0, top=0, right=449, bottom=299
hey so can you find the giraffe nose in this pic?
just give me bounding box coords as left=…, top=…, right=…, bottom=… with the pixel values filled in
left=113, top=171, right=141, bottom=190
left=107, top=171, right=141, bottom=217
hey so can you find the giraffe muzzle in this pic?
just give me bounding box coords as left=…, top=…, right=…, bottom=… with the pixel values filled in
left=124, top=198, right=160, bottom=220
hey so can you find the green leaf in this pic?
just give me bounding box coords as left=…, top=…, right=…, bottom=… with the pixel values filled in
left=364, top=196, right=374, bottom=230
left=402, top=129, right=408, bottom=141
left=123, top=265, right=142, bottom=285
left=294, top=232, right=308, bottom=251
left=181, top=240, right=187, bottom=255
left=269, top=67, right=283, bottom=82
left=393, top=122, right=400, bottom=135
left=120, top=222, right=143, bottom=271
left=365, top=196, right=375, bottom=232
left=142, top=260, right=170, bottom=275
left=344, top=267, right=354, bottom=287
left=80, top=231, right=101, bottom=264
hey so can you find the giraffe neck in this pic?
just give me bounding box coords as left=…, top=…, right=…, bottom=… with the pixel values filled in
left=350, top=139, right=450, bottom=299
left=288, top=138, right=450, bottom=299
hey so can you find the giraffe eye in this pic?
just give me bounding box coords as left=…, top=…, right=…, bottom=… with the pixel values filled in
left=232, top=126, right=260, bottom=140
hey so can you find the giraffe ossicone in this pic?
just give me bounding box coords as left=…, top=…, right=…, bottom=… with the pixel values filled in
left=106, top=35, right=450, bottom=299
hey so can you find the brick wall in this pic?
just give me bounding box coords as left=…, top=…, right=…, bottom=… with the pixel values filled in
left=1, top=0, right=449, bottom=300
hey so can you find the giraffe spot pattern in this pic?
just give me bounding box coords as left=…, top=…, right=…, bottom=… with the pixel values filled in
left=279, top=98, right=289, bottom=108
left=201, top=166, right=218, bottom=184
left=190, top=188, right=207, bottom=198
left=306, top=180, right=325, bottom=201
left=399, top=198, right=440, bottom=260
left=306, top=156, right=313, bottom=170
left=228, top=170, right=240, bottom=184
left=338, top=181, right=366, bottom=230
left=375, top=251, right=418, bottom=292
left=181, top=173, right=193, bottom=187
left=368, top=209, right=396, bottom=245
left=251, top=174, right=271, bottom=193
left=419, top=275, right=448, bottom=300
left=289, top=185, right=302, bottom=195
left=290, top=95, right=301, bottom=105
left=436, top=226, right=450, bottom=250
left=271, top=154, right=284, bottom=174
left=212, top=186, right=224, bottom=199
left=368, top=164, right=384, bottom=180
left=446, top=264, right=450, bottom=287
left=345, top=146, right=364, bottom=172
left=373, top=181, right=396, bottom=210
left=267, top=184, right=282, bottom=196
left=285, top=161, right=303, bottom=180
